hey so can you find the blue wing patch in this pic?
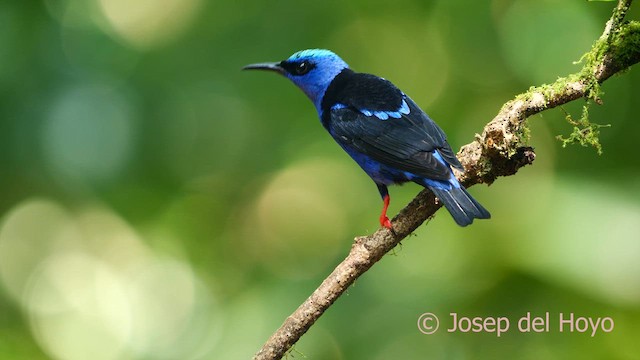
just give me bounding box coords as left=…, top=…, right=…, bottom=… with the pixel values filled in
left=364, top=98, right=410, bottom=120
left=332, top=98, right=411, bottom=120
left=331, top=103, right=348, bottom=111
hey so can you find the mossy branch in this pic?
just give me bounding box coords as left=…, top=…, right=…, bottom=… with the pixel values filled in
left=556, top=0, right=639, bottom=153
left=253, top=1, right=640, bottom=359
left=556, top=104, right=611, bottom=155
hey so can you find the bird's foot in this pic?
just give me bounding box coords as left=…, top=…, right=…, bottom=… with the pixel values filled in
left=379, top=194, right=393, bottom=230
left=379, top=215, right=393, bottom=230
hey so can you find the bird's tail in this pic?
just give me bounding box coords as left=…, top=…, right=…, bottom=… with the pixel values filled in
left=429, top=186, right=490, bottom=227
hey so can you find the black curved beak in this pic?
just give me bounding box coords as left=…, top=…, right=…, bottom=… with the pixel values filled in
left=242, top=62, right=285, bottom=75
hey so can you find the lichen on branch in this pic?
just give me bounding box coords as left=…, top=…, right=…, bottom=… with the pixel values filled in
left=552, top=4, right=640, bottom=152
left=557, top=103, right=611, bottom=155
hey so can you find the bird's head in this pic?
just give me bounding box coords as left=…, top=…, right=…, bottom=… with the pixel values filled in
left=243, top=49, right=349, bottom=110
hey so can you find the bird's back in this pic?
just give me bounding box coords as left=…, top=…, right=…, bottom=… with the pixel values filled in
left=320, top=69, right=463, bottom=181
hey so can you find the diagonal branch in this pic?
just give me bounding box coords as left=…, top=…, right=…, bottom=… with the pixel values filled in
left=253, top=1, right=640, bottom=359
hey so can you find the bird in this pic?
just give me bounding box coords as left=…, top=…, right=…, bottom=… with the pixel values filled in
left=243, top=49, right=490, bottom=229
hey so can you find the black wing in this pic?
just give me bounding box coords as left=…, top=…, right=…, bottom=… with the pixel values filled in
left=328, top=96, right=463, bottom=181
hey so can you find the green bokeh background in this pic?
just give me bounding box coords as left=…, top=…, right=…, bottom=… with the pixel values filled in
left=1, top=1, right=639, bottom=359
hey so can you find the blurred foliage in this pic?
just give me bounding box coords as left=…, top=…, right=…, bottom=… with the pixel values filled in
left=1, top=1, right=639, bottom=359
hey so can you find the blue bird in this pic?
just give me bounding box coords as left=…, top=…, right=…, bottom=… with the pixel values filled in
left=244, top=49, right=490, bottom=229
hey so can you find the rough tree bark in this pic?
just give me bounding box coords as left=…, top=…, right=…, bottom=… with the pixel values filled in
left=254, top=1, right=640, bottom=359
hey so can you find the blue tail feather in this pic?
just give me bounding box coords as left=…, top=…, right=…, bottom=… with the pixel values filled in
left=429, top=186, right=490, bottom=227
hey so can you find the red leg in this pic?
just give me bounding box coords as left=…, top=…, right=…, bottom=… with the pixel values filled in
left=379, top=194, right=392, bottom=229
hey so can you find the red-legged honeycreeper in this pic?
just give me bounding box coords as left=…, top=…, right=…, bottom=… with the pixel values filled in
left=243, top=49, right=490, bottom=229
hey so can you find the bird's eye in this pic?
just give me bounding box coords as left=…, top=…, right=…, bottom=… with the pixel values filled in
left=294, top=61, right=311, bottom=75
